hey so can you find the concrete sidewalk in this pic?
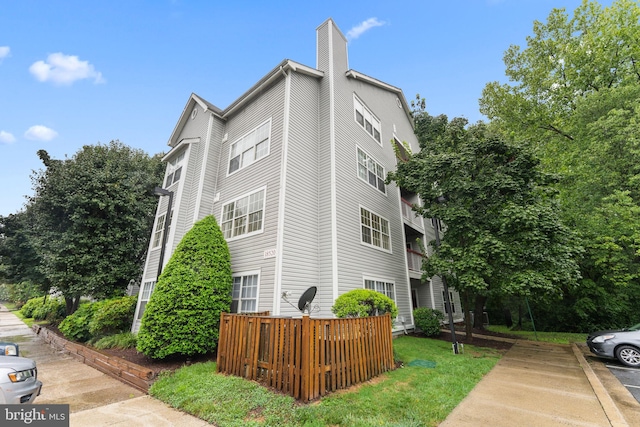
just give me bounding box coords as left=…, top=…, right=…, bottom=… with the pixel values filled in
left=439, top=339, right=639, bottom=427
left=0, top=305, right=207, bottom=426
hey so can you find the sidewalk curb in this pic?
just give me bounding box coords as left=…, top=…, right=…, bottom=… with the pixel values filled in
left=572, top=343, right=628, bottom=427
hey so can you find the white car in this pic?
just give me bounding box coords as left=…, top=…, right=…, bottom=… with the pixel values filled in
left=0, top=355, right=42, bottom=403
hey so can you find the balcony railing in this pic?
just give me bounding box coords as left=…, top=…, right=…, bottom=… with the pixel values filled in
left=401, top=199, right=423, bottom=229
left=407, top=249, right=425, bottom=272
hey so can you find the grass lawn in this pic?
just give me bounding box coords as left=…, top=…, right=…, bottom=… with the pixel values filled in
left=150, top=335, right=501, bottom=427
left=485, top=325, right=587, bottom=344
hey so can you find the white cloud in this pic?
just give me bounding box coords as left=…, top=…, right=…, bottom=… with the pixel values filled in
left=346, top=18, right=385, bottom=41
left=29, top=52, right=105, bottom=85
left=0, top=130, right=16, bottom=144
left=24, top=125, right=58, bottom=141
left=0, top=46, right=9, bottom=63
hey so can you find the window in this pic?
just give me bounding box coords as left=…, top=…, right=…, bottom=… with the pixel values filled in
left=365, top=278, right=395, bottom=301
left=221, top=189, right=265, bottom=239
left=152, top=211, right=173, bottom=249
left=357, top=147, right=385, bottom=193
left=228, top=120, right=271, bottom=174
left=443, top=291, right=456, bottom=313
left=136, top=281, right=156, bottom=320
left=360, top=207, right=391, bottom=251
left=165, top=151, right=185, bottom=187
left=231, top=273, right=258, bottom=313
left=354, top=95, right=381, bottom=143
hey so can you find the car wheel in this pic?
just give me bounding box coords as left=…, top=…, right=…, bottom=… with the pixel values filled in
left=615, top=345, right=640, bottom=368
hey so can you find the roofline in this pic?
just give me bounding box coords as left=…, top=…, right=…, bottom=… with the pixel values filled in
left=345, top=69, right=414, bottom=127
left=167, top=93, right=224, bottom=147
left=221, top=60, right=324, bottom=119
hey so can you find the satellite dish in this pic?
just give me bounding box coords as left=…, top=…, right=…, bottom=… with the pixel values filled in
left=298, top=286, right=317, bottom=314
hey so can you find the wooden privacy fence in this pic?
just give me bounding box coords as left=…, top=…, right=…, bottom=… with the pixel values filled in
left=216, top=312, right=394, bottom=402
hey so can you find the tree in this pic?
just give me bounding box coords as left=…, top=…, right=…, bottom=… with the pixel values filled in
left=28, top=141, right=164, bottom=314
left=388, top=110, right=581, bottom=338
left=479, top=0, right=640, bottom=330
left=0, top=211, right=49, bottom=291
left=136, top=215, right=232, bottom=359
left=480, top=0, right=640, bottom=144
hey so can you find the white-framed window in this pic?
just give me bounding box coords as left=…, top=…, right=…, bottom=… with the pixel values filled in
left=221, top=188, right=266, bottom=240
left=151, top=210, right=173, bottom=249
left=442, top=290, right=456, bottom=313
left=357, top=147, right=386, bottom=194
left=364, top=278, right=395, bottom=301
left=165, top=151, right=185, bottom=187
left=354, top=95, right=381, bottom=144
left=231, top=272, right=259, bottom=313
left=136, top=280, right=156, bottom=320
left=228, top=119, right=271, bottom=174
left=360, top=207, right=391, bottom=251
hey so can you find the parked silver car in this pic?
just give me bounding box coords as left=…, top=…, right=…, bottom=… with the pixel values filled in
left=587, top=323, right=640, bottom=368
left=0, top=355, right=42, bottom=403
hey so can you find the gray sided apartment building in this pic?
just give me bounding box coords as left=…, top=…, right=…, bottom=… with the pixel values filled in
left=132, top=18, right=462, bottom=334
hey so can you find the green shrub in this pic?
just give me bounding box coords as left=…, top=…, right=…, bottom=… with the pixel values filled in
left=413, top=307, right=444, bottom=337
left=137, top=215, right=232, bottom=359
left=31, top=297, right=66, bottom=322
left=331, top=289, right=398, bottom=319
left=58, top=302, right=104, bottom=342
left=88, top=296, right=137, bottom=338
left=10, top=282, right=44, bottom=307
left=0, top=284, right=11, bottom=302
left=20, top=296, right=46, bottom=318
left=93, top=332, right=137, bottom=350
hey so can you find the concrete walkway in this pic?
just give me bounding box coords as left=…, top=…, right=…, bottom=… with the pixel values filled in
left=439, top=339, right=639, bottom=427
left=0, top=305, right=208, bottom=426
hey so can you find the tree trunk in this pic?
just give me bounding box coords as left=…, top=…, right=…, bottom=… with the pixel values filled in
left=65, top=296, right=81, bottom=315
left=473, top=295, right=487, bottom=329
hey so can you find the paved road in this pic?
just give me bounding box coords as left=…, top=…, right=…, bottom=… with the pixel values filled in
left=605, top=362, right=640, bottom=403
left=0, top=305, right=208, bottom=426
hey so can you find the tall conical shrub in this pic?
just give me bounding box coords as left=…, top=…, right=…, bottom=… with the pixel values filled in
left=137, top=215, right=232, bottom=359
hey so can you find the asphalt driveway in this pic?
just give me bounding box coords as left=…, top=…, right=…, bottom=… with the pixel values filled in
left=604, top=361, right=640, bottom=403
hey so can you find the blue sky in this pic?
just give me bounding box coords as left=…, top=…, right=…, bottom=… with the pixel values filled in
left=0, top=0, right=612, bottom=216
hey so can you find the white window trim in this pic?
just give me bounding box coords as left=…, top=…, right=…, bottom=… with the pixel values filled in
left=353, top=94, right=382, bottom=145
left=231, top=270, right=261, bottom=313
left=359, top=205, right=392, bottom=253
left=356, top=145, right=387, bottom=195
left=363, top=275, right=396, bottom=303
left=135, top=280, right=156, bottom=321
left=227, top=118, right=272, bottom=176
left=151, top=209, right=173, bottom=251
left=220, top=186, right=267, bottom=242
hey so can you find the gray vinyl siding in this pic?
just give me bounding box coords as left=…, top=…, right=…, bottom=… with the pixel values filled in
left=278, top=72, right=322, bottom=316
left=197, top=116, right=226, bottom=219
left=315, top=21, right=335, bottom=310
left=212, top=78, right=286, bottom=313
left=332, top=82, right=415, bottom=325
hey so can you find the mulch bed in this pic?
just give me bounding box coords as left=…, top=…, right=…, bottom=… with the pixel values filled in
left=44, top=324, right=515, bottom=377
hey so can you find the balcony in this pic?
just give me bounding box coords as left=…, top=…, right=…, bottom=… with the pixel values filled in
left=401, top=199, right=423, bottom=230
left=407, top=249, right=425, bottom=273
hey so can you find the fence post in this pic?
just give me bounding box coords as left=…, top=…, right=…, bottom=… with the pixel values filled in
left=301, top=313, right=310, bottom=402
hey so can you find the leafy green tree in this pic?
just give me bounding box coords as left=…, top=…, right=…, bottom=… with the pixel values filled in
left=480, top=0, right=640, bottom=144
left=388, top=111, right=581, bottom=337
left=136, top=215, right=232, bottom=360
left=0, top=211, right=49, bottom=293
left=479, top=0, right=640, bottom=331
left=27, top=141, right=164, bottom=314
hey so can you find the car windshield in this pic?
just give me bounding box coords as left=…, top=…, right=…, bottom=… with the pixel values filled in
left=627, top=323, right=640, bottom=331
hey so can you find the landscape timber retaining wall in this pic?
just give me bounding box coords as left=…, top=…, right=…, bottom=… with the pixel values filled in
left=32, top=325, right=154, bottom=392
